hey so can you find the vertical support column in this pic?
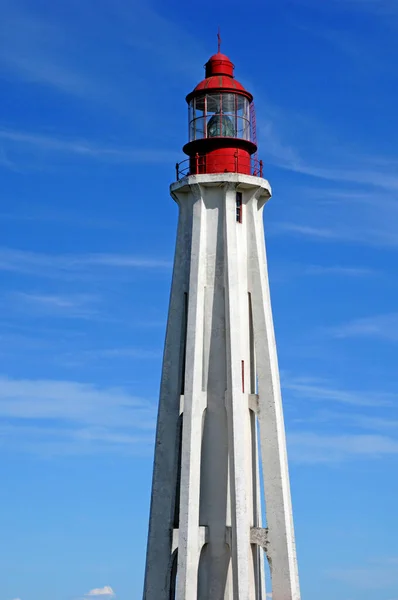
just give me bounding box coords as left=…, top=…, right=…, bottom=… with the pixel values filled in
left=143, top=200, right=193, bottom=600
left=224, top=183, right=251, bottom=600
left=247, top=190, right=301, bottom=600
left=177, top=186, right=207, bottom=599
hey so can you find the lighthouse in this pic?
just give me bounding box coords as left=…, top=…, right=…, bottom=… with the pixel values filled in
left=143, top=45, right=301, bottom=600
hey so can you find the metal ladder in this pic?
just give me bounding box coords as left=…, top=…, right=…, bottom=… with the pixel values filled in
left=250, top=102, right=259, bottom=175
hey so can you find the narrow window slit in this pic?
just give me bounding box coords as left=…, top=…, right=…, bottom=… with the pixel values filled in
left=236, top=191, right=243, bottom=223
left=248, top=292, right=256, bottom=394
left=180, top=292, right=188, bottom=394
left=173, top=415, right=183, bottom=528
left=169, top=550, right=178, bottom=599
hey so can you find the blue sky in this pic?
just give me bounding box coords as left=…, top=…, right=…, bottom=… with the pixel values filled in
left=0, top=0, right=398, bottom=598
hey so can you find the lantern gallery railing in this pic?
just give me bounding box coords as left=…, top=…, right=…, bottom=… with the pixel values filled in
left=176, top=153, right=264, bottom=180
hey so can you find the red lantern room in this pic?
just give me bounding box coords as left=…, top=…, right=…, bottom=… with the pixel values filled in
left=176, top=44, right=262, bottom=180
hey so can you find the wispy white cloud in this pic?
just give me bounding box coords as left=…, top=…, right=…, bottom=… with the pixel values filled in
left=58, top=347, right=162, bottom=368
left=326, top=556, right=398, bottom=589
left=284, top=374, right=398, bottom=464
left=0, top=208, right=124, bottom=229
left=85, top=586, right=115, bottom=597
left=0, top=422, right=154, bottom=457
left=111, top=1, right=205, bottom=79
left=257, top=104, right=398, bottom=253
left=0, top=129, right=178, bottom=165
left=272, top=223, right=346, bottom=241
left=0, top=376, right=156, bottom=455
left=270, top=261, right=376, bottom=283
left=288, top=432, right=398, bottom=464
left=0, top=247, right=172, bottom=279
left=0, top=376, right=155, bottom=427
left=291, top=4, right=398, bottom=77
left=0, top=147, right=16, bottom=169
left=257, top=116, right=301, bottom=172
left=350, top=415, right=398, bottom=430
left=0, top=0, right=204, bottom=174
left=331, top=0, right=398, bottom=17
left=292, top=409, right=398, bottom=432
left=83, top=254, right=172, bottom=268
left=82, top=348, right=162, bottom=360
left=5, top=292, right=100, bottom=319
left=294, top=0, right=398, bottom=19
left=15, top=293, right=91, bottom=309
left=259, top=109, right=398, bottom=194
left=257, top=104, right=398, bottom=248
left=331, top=313, right=398, bottom=342
left=0, top=0, right=205, bottom=117
left=285, top=374, right=398, bottom=464
left=271, top=219, right=398, bottom=248
left=0, top=0, right=104, bottom=98
left=304, top=265, right=375, bottom=277
left=283, top=376, right=395, bottom=407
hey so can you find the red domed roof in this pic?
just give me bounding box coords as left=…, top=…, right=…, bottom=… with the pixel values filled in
left=205, top=52, right=234, bottom=77
left=188, top=75, right=251, bottom=99
left=207, top=52, right=232, bottom=62
left=186, top=51, right=253, bottom=103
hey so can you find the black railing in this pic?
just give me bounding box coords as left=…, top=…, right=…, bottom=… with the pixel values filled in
left=176, top=153, right=263, bottom=180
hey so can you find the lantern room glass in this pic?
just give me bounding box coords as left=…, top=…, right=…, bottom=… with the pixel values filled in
left=189, top=93, right=251, bottom=142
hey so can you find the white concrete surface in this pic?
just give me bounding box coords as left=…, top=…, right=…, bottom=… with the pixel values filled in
left=143, top=173, right=301, bottom=600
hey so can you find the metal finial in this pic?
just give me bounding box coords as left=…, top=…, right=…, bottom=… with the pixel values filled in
left=217, top=27, right=221, bottom=53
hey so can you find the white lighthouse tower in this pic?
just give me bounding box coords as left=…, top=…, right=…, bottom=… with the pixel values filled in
left=143, top=46, right=301, bottom=600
